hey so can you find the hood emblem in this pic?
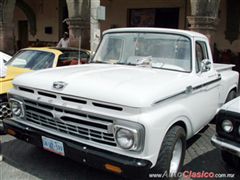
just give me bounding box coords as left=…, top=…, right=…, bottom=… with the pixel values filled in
left=53, top=81, right=67, bottom=90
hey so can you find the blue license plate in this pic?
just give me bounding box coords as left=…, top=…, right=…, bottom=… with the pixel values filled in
left=42, top=136, right=65, bottom=156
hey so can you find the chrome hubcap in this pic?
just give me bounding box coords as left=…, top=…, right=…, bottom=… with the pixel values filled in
left=0, top=102, right=12, bottom=120
left=169, top=139, right=182, bottom=174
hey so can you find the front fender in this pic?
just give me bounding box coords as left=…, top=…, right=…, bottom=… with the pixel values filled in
left=139, top=102, right=194, bottom=167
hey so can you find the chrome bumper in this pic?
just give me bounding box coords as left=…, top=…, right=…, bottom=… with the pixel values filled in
left=211, top=135, right=240, bottom=157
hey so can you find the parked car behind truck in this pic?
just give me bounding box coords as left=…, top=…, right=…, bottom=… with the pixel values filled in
left=211, top=96, right=240, bottom=168
left=3, top=28, right=239, bottom=179
left=0, top=47, right=90, bottom=132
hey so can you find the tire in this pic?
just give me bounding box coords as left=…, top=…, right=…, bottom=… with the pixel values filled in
left=150, top=126, right=186, bottom=179
left=225, top=90, right=237, bottom=103
left=0, top=95, right=11, bottom=135
left=0, top=102, right=11, bottom=121
left=221, top=150, right=240, bottom=168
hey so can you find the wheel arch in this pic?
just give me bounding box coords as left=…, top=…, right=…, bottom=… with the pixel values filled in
left=165, top=117, right=194, bottom=140
left=225, top=86, right=238, bottom=103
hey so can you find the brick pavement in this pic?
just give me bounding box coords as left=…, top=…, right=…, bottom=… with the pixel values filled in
left=0, top=124, right=239, bottom=180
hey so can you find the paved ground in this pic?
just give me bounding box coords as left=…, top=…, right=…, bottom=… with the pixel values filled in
left=0, top=124, right=239, bottom=180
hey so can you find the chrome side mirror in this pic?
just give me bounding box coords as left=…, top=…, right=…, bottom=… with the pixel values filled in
left=201, top=59, right=211, bottom=72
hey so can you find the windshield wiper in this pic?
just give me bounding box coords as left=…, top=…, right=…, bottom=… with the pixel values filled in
left=91, top=60, right=110, bottom=64
left=115, top=62, right=136, bottom=66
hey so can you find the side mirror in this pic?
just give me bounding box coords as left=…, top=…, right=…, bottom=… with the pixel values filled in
left=201, top=59, right=212, bottom=72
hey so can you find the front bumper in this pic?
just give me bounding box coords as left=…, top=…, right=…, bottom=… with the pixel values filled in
left=211, top=135, right=240, bottom=157
left=3, top=119, right=152, bottom=179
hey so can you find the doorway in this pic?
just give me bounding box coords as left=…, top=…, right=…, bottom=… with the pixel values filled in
left=18, top=20, right=28, bottom=49
left=128, top=8, right=179, bottom=29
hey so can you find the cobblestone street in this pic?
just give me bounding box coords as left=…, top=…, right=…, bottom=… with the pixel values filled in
left=0, top=124, right=239, bottom=180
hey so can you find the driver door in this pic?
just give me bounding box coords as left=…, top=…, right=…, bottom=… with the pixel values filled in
left=191, top=39, right=220, bottom=131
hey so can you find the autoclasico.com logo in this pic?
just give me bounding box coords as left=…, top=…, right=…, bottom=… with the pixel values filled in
left=149, top=170, right=235, bottom=179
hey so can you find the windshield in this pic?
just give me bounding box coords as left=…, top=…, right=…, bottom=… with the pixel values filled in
left=6, top=50, right=55, bottom=70
left=93, top=32, right=191, bottom=72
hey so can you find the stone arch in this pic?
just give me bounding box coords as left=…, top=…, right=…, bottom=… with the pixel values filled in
left=16, top=0, right=36, bottom=36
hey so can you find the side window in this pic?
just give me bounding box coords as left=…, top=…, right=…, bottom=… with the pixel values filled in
left=57, top=51, right=90, bottom=67
left=195, top=41, right=209, bottom=73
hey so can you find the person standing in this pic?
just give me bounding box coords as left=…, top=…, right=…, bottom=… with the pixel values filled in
left=57, top=32, right=69, bottom=48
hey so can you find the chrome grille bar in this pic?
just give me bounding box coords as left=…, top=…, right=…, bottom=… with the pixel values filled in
left=23, top=99, right=117, bottom=147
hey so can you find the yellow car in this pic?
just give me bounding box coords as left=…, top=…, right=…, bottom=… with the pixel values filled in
left=0, top=47, right=90, bottom=131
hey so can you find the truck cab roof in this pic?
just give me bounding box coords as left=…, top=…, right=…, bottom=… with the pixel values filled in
left=103, top=27, right=208, bottom=39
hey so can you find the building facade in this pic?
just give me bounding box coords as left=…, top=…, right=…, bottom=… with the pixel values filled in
left=0, top=0, right=239, bottom=65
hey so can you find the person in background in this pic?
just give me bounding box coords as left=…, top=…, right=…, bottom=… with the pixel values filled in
left=57, top=32, right=69, bottom=48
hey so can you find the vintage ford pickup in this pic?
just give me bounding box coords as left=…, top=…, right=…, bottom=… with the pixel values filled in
left=3, top=28, right=239, bottom=179
left=211, top=96, right=240, bottom=168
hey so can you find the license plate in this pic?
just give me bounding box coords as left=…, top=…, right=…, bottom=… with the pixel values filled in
left=42, top=136, right=65, bottom=156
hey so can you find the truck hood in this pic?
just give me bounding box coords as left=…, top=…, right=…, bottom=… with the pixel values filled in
left=13, top=64, right=190, bottom=107
left=1, top=66, right=32, bottom=94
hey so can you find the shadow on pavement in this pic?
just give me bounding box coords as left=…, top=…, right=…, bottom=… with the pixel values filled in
left=186, top=125, right=209, bottom=148
left=183, top=148, right=240, bottom=180
left=2, top=137, right=123, bottom=180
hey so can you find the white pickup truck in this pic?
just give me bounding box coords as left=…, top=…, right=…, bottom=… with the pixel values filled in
left=4, top=28, right=239, bottom=179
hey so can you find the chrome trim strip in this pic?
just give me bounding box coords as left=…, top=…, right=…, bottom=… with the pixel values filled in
left=211, top=135, right=240, bottom=157
left=154, top=77, right=221, bottom=105
left=153, top=91, right=186, bottom=105
left=13, top=118, right=117, bottom=148
left=193, top=77, right=221, bottom=90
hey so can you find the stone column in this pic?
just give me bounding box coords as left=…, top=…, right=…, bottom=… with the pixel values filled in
left=187, top=0, right=221, bottom=49
left=90, top=0, right=101, bottom=52
left=0, top=0, right=16, bottom=54
left=0, top=23, right=15, bottom=54
left=66, top=0, right=90, bottom=49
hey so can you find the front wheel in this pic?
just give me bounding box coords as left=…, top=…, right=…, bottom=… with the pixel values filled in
left=150, top=126, right=186, bottom=179
left=0, top=102, right=11, bottom=121
left=0, top=95, right=11, bottom=134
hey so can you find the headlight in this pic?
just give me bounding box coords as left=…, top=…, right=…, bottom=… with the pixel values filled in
left=116, top=128, right=135, bottom=149
left=221, top=120, right=233, bottom=133
left=114, top=125, right=144, bottom=151
left=9, top=99, right=24, bottom=117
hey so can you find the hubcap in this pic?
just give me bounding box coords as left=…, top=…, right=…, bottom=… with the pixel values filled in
left=0, top=102, right=12, bottom=120
left=169, top=139, right=183, bottom=174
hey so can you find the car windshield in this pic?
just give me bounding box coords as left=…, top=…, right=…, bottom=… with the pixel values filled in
left=93, top=32, right=191, bottom=72
left=6, top=50, right=54, bottom=70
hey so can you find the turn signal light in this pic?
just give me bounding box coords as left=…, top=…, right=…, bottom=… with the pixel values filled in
left=104, top=163, right=122, bottom=174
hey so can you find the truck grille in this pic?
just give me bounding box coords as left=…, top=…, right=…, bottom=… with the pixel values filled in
left=23, top=99, right=116, bottom=146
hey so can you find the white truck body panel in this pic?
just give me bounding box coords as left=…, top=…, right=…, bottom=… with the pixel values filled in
left=8, top=28, right=239, bottom=167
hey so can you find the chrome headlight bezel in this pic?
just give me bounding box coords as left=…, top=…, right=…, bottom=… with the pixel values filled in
left=9, top=98, right=25, bottom=118
left=114, top=124, right=144, bottom=152
left=221, top=119, right=233, bottom=133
